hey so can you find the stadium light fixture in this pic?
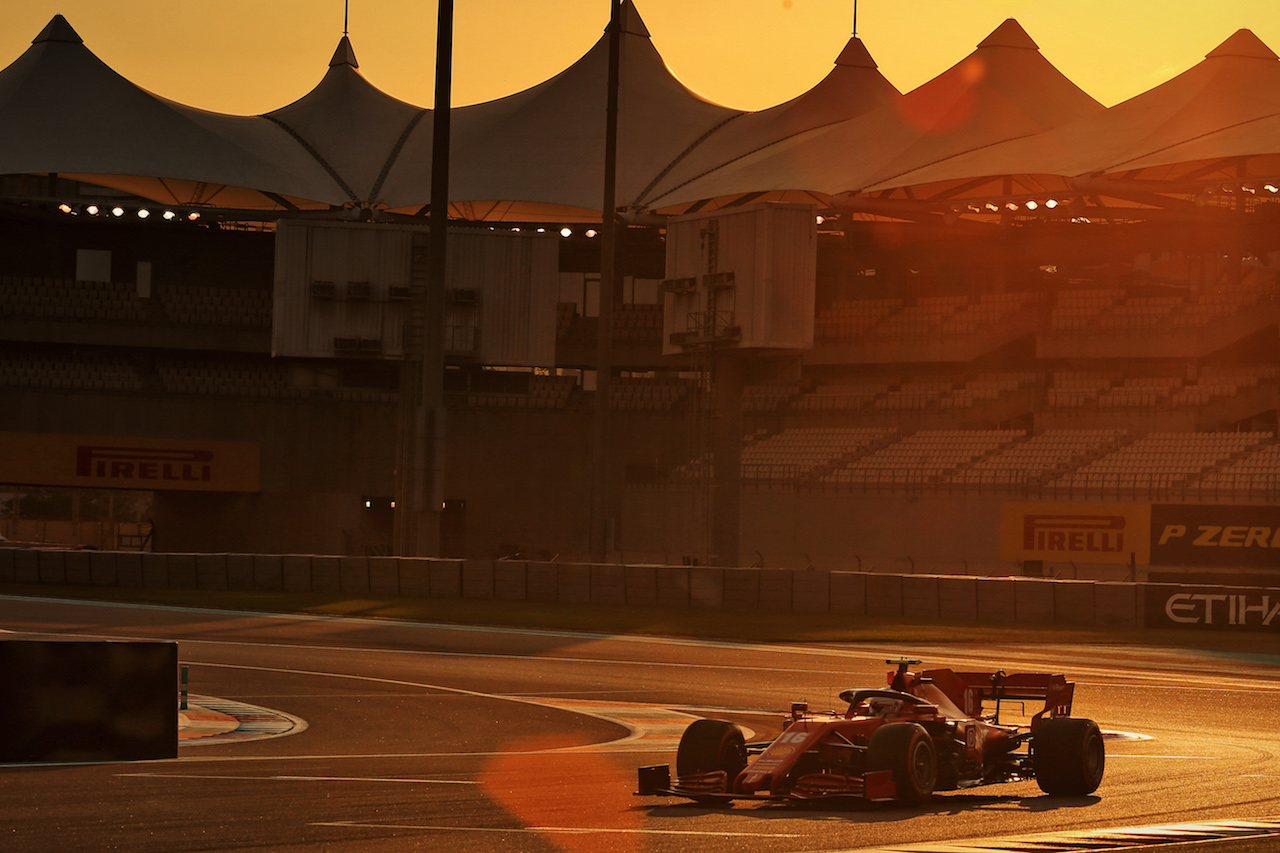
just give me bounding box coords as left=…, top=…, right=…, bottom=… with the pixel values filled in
left=111, top=206, right=125, bottom=217
left=85, top=204, right=99, bottom=215
left=137, top=208, right=150, bottom=219
left=560, top=227, right=573, bottom=237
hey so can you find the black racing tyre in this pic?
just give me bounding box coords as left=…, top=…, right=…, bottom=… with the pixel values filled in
left=1034, top=717, right=1105, bottom=796
left=676, top=719, right=748, bottom=784
left=866, top=722, right=937, bottom=804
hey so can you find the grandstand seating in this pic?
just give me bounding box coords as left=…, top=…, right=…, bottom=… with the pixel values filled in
left=0, top=276, right=148, bottom=323
left=1048, top=431, right=1273, bottom=495
left=0, top=350, right=143, bottom=393
left=740, top=426, right=897, bottom=485
left=154, top=356, right=295, bottom=398
left=159, top=285, right=271, bottom=328
left=819, top=429, right=1025, bottom=489
left=610, top=375, right=690, bottom=411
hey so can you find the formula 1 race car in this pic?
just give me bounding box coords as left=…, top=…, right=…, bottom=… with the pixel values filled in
left=637, top=658, right=1104, bottom=805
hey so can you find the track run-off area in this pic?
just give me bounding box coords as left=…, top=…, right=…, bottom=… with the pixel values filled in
left=2, top=594, right=1279, bottom=853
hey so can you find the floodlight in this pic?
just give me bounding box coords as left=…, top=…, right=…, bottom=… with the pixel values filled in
left=137, top=209, right=150, bottom=219
left=57, top=203, right=73, bottom=214
left=85, top=205, right=99, bottom=215
left=560, top=227, right=572, bottom=237
left=111, top=206, right=125, bottom=217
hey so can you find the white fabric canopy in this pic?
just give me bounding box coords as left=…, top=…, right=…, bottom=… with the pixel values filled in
left=3, top=12, right=1280, bottom=222
left=635, top=36, right=901, bottom=214
left=264, top=37, right=430, bottom=209
left=381, top=0, right=741, bottom=219
left=0, top=15, right=343, bottom=210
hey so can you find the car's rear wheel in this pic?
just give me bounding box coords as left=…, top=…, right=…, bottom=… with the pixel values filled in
left=866, top=722, right=936, bottom=804
left=676, top=719, right=747, bottom=792
left=1034, top=717, right=1105, bottom=796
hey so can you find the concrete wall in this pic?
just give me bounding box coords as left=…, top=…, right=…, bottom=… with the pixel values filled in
left=0, top=548, right=1149, bottom=630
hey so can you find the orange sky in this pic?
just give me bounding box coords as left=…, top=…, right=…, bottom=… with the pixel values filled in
left=6, top=1, right=1280, bottom=114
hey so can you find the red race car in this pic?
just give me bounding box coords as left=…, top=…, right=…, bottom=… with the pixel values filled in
left=638, top=658, right=1104, bottom=805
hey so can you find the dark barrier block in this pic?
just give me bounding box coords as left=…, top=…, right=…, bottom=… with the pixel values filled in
left=793, top=570, right=831, bottom=613
left=428, top=560, right=463, bottom=598
left=723, top=568, right=761, bottom=610
left=369, top=557, right=400, bottom=595
left=13, top=549, right=39, bottom=583
left=690, top=568, right=725, bottom=609
left=195, top=554, right=228, bottom=590
left=253, top=555, right=284, bottom=591
left=89, top=551, right=118, bottom=586
left=311, top=556, right=341, bottom=593
left=462, top=560, right=495, bottom=600
left=759, top=569, right=793, bottom=610
left=0, top=547, right=15, bottom=582
left=1014, top=579, right=1055, bottom=624
left=115, top=553, right=143, bottom=587
left=590, top=565, right=626, bottom=605
left=141, top=554, right=170, bottom=588
left=282, top=555, right=312, bottom=592
left=902, top=576, right=940, bottom=620
left=527, top=563, right=558, bottom=602
left=1054, top=581, right=1096, bottom=626
left=975, top=578, right=1017, bottom=623
left=937, top=577, right=978, bottom=621
left=657, top=567, right=691, bottom=609
left=339, top=557, right=370, bottom=593
left=168, top=554, right=197, bottom=590
left=399, top=558, right=431, bottom=596
left=830, top=572, right=866, bottom=615
left=865, top=574, right=904, bottom=618
left=624, top=565, right=658, bottom=606
left=0, top=640, right=178, bottom=762
left=494, top=561, right=528, bottom=601
left=557, top=563, right=592, bottom=604
left=38, top=550, right=67, bottom=584
left=226, top=555, right=254, bottom=591
left=63, top=551, right=92, bottom=585
left=1095, top=582, right=1138, bottom=628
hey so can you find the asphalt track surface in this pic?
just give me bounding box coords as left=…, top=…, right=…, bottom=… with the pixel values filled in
left=2, top=594, right=1280, bottom=853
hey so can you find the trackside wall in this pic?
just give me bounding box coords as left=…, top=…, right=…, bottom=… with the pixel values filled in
left=11, top=547, right=1280, bottom=632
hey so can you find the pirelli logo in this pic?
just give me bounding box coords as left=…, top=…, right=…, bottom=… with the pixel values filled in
left=76, top=446, right=214, bottom=483
left=0, top=432, right=259, bottom=493
left=1002, top=503, right=1150, bottom=565
left=1023, top=514, right=1126, bottom=554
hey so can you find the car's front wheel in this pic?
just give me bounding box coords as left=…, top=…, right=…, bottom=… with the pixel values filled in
left=1034, top=717, right=1105, bottom=796
left=866, top=722, right=937, bottom=804
left=676, top=719, right=747, bottom=793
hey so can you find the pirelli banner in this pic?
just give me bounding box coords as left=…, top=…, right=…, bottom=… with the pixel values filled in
left=1150, top=505, right=1280, bottom=568
left=1001, top=503, right=1151, bottom=566
left=1003, top=502, right=1280, bottom=568
left=0, top=432, right=259, bottom=492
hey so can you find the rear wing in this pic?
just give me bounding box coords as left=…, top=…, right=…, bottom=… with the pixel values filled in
left=919, top=669, right=1074, bottom=724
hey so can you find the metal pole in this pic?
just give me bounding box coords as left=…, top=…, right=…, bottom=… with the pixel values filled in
left=590, top=0, right=622, bottom=560
left=416, top=0, right=454, bottom=557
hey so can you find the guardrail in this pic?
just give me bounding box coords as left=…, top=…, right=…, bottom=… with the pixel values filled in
left=8, top=547, right=1276, bottom=633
